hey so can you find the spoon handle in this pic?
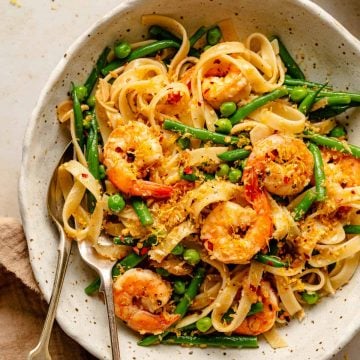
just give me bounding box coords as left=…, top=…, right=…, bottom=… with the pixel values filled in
left=28, top=227, right=72, bottom=360
left=100, top=269, right=121, bottom=360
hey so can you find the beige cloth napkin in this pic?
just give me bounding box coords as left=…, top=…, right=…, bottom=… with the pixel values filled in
left=0, top=217, right=96, bottom=359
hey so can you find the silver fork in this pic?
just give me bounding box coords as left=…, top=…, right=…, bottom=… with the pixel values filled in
left=77, top=238, right=121, bottom=360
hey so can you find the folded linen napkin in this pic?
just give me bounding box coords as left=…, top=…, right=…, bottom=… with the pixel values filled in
left=0, top=217, right=95, bottom=359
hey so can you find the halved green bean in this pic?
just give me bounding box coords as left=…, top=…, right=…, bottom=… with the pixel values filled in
left=84, top=47, right=111, bottom=98
left=321, top=95, right=352, bottom=106
left=163, top=119, right=239, bottom=145
left=292, top=189, right=317, bottom=221
left=230, top=87, right=288, bottom=125
left=84, top=277, right=101, bottom=295
left=71, top=82, right=85, bottom=149
left=102, top=40, right=181, bottom=75
left=271, top=37, right=305, bottom=79
left=217, top=148, right=251, bottom=162
left=254, top=254, right=288, bottom=268
left=304, top=131, right=360, bottom=158
left=343, top=225, right=360, bottom=234
left=289, top=86, right=308, bottom=102
left=298, top=83, right=327, bottom=115
left=206, top=26, right=222, bottom=45
left=162, top=334, right=258, bottom=348
left=308, top=105, right=357, bottom=121
left=308, top=143, right=326, bottom=201
left=131, top=197, right=154, bottom=226
left=189, top=26, right=207, bottom=47
left=113, top=235, right=137, bottom=246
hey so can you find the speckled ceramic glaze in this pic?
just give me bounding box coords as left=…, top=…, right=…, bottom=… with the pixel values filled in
left=19, top=0, right=360, bottom=359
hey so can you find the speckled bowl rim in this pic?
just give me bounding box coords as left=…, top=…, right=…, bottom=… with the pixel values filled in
left=19, top=0, right=360, bottom=359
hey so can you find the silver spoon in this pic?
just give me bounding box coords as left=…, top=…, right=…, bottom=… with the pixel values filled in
left=28, top=142, right=74, bottom=360
left=78, top=238, right=121, bottom=360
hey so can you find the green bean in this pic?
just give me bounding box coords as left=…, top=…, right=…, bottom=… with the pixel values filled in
left=71, top=82, right=85, bottom=149
left=176, top=136, right=191, bottom=149
left=156, top=268, right=170, bottom=277
left=138, top=266, right=206, bottom=346
left=162, top=334, right=258, bottom=348
left=85, top=251, right=146, bottom=294
left=343, top=225, right=360, bottom=234
left=230, top=87, right=288, bottom=125
left=292, top=189, right=317, bottom=221
left=163, top=119, right=239, bottom=145
left=85, top=112, right=100, bottom=212
left=271, top=37, right=305, bottom=79
left=131, top=197, right=154, bottom=226
left=102, top=40, right=181, bottom=75
left=298, top=83, right=327, bottom=115
left=304, top=131, right=360, bottom=158
left=308, top=143, right=326, bottom=201
left=217, top=148, right=251, bottom=162
left=180, top=167, right=198, bottom=182
left=84, top=277, right=101, bottom=295
left=329, top=125, right=347, bottom=138
left=189, top=26, right=207, bottom=47
left=308, top=105, right=356, bottom=121
left=84, top=46, right=111, bottom=98
left=247, top=302, right=264, bottom=316
left=206, top=26, right=222, bottom=45
left=284, top=76, right=331, bottom=89
left=321, top=95, right=352, bottom=106
left=149, top=25, right=180, bottom=42
left=254, top=254, right=288, bottom=268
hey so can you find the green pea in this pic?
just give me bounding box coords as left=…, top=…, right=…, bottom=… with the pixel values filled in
left=196, top=317, right=212, bottom=332
left=173, top=280, right=186, bottom=295
left=220, top=101, right=237, bottom=117
left=183, top=248, right=201, bottom=266
left=239, top=158, right=248, bottom=170
left=171, top=243, right=185, bottom=256
left=73, top=85, right=88, bottom=102
left=329, top=125, right=347, bottom=138
left=290, top=86, right=308, bottom=102
left=114, top=41, right=132, bottom=59
left=216, top=163, right=230, bottom=178
left=206, top=26, right=222, bottom=45
left=98, top=164, right=106, bottom=180
left=301, top=291, right=319, bottom=305
left=228, top=168, right=242, bottom=183
left=176, top=136, right=191, bottom=149
left=156, top=268, right=170, bottom=277
left=86, top=95, right=96, bottom=108
left=214, top=118, right=232, bottom=134
left=108, top=194, right=126, bottom=212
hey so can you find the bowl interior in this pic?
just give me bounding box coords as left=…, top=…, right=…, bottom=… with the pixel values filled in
left=20, top=0, right=360, bottom=359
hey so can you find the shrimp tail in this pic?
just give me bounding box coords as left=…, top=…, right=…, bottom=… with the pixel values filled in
left=107, top=167, right=173, bottom=198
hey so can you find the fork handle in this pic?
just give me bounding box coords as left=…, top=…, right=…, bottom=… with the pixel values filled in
left=100, top=270, right=121, bottom=360
left=28, top=229, right=72, bottom=360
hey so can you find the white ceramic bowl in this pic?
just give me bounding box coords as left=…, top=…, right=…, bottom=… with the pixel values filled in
left=19, top=0, right=360, bottom=359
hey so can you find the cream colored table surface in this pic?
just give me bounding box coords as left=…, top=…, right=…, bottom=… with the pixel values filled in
left=0, top=0, right=359, bottom=358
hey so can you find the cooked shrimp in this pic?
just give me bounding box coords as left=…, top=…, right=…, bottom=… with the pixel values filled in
left=202, top=61, right=250, bottom=109
left=244, top=134, right=314, bottom=196
left=103, top=121, right=173, bottom=198
left=234, top=280, right=278, bottom=336
left=321, top=148, right=360, bottom=188
left=113, top=268, right=179, bottom=334
left=200, top=200, right=272, bottom=264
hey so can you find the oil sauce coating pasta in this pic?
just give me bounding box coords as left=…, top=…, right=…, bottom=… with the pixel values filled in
left=56, top=15, right=360, bottom=350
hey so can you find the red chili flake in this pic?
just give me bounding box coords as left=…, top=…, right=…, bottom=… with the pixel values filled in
left=115, top=146, right=122, bottom=153
left=81, top=173, right=88, bottom=178
left=139, top=247, right=149, bottom=256
left=167, top=92, right=182, bottom=104
left=214, top=59, right=221, bottom=64
left=206, top=241, right=214, bottom=251
left=249, top=284, right=257, bottom=293
left=184, top=167, right=193, bottom=175
left=284, top=176, right=290, bottom=184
